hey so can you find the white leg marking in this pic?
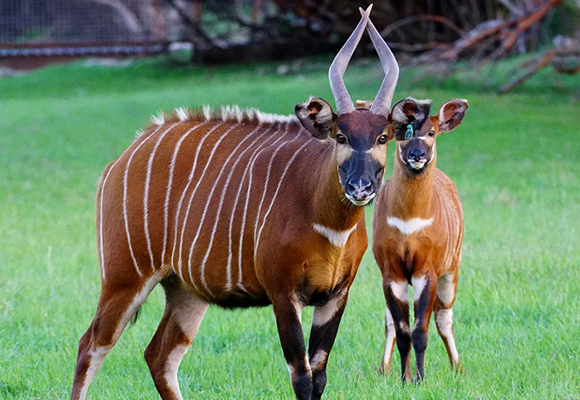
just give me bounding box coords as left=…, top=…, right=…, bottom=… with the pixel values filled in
left=312, top=223, right=357, bottom=248
left=312, top=294, right=343, bottom=327
left=78, top=346, right=111, bottom=400
left=171, top=122, right=223, bottom=283
left=123, top=128, right=164, bottom=276
left=287, top=354, right=311, bottom=378
left=411, top=276, right=427, bottom=302
left=437, top=273, right=455, bottom=306
left=231, top=125, right=288, bottom=287
left=162, top=122, right=207, bottom=265
left=254, top=137, right=314, bottom=258
left=164, top=344, right=189, bottom=400
left=387, top=217, right=434, bottom=235
left=199, top=125, right=268, bottom=291
left=381, top=309, right=396, bottom=370
left=436, top=308, right=459, bottom=365
left=310, top=350, right=328, bottom=372
left=183, top=124, right=241, bottom=291
left=163, top=295, right=208, bottom=400
left=114, top=272, right=162, bottom=339
left=390, top=281, right=408, bottom=303
left=143, top=124, right=179, bottom=270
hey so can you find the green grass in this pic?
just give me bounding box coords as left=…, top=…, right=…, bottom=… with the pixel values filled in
left=0, top=55, right=579, bottom=399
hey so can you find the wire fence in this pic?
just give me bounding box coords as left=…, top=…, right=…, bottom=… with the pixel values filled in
left=0, top=0, right=168, bottom=57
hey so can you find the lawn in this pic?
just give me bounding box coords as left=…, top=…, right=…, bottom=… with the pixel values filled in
left=0, top=55, right=579, bottom=399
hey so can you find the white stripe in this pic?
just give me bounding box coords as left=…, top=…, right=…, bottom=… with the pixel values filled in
left=254, top=138, right=314, bottom=257
left=98, top=127, right=161, bottom=281
left=162, top=122, right=207, bottom=265
left=252, top=124, right=293, bottom=244
left=170, top=121, right=223, bottom=282
left=312, top=224, right=357, bottom=248
left=387, top=216, right=434, bottom=235
left=143, top=123, right=179, bottom=270
left=230, top=125, right=289, bottom=288
left=249, top=128, right=302, bottom=260
left=199, top=124, right=269, bottom=292
left=184, top=123, right=240, bottom=290
left=98, top=157, right=127, bottom=281
left=122, top=128, right=162, bottom=276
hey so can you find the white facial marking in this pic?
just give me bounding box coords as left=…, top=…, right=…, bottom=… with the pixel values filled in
left=397, top=144, right=406, bottom=164
left=345, top=192, right=375, bottom=206
left=409, top=160, right=426, bottom=170
left=411, top=276, right=427, bottom=302
left=430, top=142, right=436, bottom=163
left=313, top=224, right=357, bottom=248
left=390, top=281, right=408, bottom=303
left=437, top=273, right=456, bottom=306
left=436, top=308, right=459, bottom=364
left=387, top=217, right=434, bottom=235
left=335, top=142, right=353, bottom=164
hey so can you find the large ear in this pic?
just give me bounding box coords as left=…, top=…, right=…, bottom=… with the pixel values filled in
left=295, top=97, right=337, bottom=139
left=436, top=99, right=468, bottom=132
left=388, top=97, right=432, bottom=140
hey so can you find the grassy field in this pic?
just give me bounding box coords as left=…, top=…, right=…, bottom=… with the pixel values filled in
left=0, top=56, right=579, bottom=399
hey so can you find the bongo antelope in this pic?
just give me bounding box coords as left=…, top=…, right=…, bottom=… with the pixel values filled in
left=71, top=7, right=400, bottom=400
left=372, top=97, right=468, bottom=382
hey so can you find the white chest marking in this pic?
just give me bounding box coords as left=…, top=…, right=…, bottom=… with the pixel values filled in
left=313, top=224, right=357, bottom=248
left=387, top=217, right=434, bottom=235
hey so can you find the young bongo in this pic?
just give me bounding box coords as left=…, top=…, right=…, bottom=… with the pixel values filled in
left=372, top=97, right=468, bottom=381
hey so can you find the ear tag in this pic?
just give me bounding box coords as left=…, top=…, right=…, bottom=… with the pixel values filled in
left=405, top=124, right=414, bottom=140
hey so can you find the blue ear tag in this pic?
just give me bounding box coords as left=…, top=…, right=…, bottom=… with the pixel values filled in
left=405, top=124, right=414, bottom=140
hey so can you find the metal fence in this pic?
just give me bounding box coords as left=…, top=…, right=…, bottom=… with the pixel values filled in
left=0, top=0, right=168, bottom=57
